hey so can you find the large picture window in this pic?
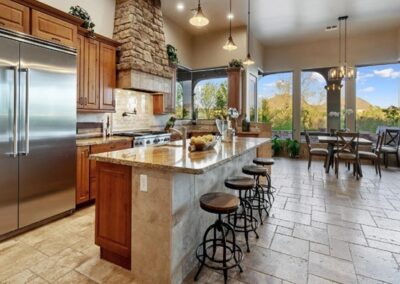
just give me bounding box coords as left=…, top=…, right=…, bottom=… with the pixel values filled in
left=194, top=78, right=228, bottom=119
left=301, top=72, right=327, bottom=132
left=257, top=72, right=293, bottom=137
left=356, top=63, right=400, bottom=137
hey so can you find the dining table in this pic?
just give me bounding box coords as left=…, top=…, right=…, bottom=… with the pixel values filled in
left=318, top=135, right=373, bottom=175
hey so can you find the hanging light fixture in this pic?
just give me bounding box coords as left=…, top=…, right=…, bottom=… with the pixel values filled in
left=223, top=0, right=237, bottom=51
left=189, top=0, right=209, bottom=27
left=328, top=16, right=356, bottom=81
left=243, top=0, right=255, bottom=65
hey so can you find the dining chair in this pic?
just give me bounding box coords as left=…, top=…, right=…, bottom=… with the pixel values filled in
left=305, top=131, right=328, bottom=169
left=381, top=129, right=400, bottom=167
left=359, top=132, right=384, bottom=178
left=334, top=132, right=360, bottom=179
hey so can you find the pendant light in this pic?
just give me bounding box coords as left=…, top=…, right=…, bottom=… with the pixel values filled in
left=243, top=0, right=254, bottom=65
left=223, top=0, right=237, bottom=51
left=189, top=0, right=209, bottom=27
left=328, top=16, right=356, bottom=81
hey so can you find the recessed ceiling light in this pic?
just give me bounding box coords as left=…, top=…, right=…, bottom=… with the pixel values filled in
left=227, top=13, right=234, bottom=19
left=177, top=3, right=184, bottom=11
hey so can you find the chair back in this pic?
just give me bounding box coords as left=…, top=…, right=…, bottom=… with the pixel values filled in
left=336, top=132, right=360, bottom=155
left=304, top=131, right=311, bottom=151
left=375, top=132, right=385, bottom=155
left=384, top=129, right=400, bottom=148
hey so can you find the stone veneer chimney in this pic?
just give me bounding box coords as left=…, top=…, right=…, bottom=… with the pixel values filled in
left=113, top=0, right=173, bottom=87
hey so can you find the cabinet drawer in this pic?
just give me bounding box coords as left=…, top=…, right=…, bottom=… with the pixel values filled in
left=91, top=140, right=132, bottom=154
left=31, top=10, right=77, bottom=47
left=0, top=0, right=29, bottom=33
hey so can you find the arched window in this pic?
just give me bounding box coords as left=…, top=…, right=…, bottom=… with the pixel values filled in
left=193, top=78, right=228, bottom=119
left=257, top=72, right=293, bottom=138
left=301, top=72, right=327, bottom=132
left=356, top=63, right=400, bottom=138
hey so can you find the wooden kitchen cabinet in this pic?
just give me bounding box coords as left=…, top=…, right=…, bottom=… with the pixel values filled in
left=0, top=0, right=29, bottom=33
left=227, top=67, right=243, bottom=113
left=76, top=34, right=85, bottom=108
left=83, top=38, right=100, bottom=109
left=95, top=162, right=131, bottom=269
left=77, top=33, right=118, bottom=113
left=89, top=140, right=132, bottom=200
left=76, top=140, right=132, bottom=206
left=99, top=43, right=116, bottom=110
left=76, top=146, right=90, bottom=204
left=31, top=10, right=77, bottom=47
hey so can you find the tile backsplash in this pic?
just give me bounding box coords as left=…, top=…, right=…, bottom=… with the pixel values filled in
left=112, top=89, right=169, bottom=132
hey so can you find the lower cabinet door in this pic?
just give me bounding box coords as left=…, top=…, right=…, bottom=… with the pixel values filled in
left=95, top=162, right=131, bottom=268
left=76, top=146, right=90, bottom=204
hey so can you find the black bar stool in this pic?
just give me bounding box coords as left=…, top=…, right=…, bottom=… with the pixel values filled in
left=242, top=165, right=269, bottom=225
left=195, top=192, right=243, bottom=284
left=253, top=158, right=275, bottom=204
left=225, top=176, right=259, bottom=253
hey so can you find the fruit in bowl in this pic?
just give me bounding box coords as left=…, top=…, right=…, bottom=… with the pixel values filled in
left=189, top=135, right=217, bottom=151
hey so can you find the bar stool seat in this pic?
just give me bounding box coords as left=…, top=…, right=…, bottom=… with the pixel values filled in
left=200, top=192, right=240, bottom=214
left=253, top=157, right=275, bottom=166
left=242, top=165, right=267, bottom=176
left=195, top=192, right=243, bottom=283
left=224, top=176, right=258, bottom=253
left=224, top=176, right=254, bottom=190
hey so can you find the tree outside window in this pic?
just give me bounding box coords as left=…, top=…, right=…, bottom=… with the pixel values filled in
left=194, top=78, right=228, bottom=119
left=356, top=63, right=400, bottom=138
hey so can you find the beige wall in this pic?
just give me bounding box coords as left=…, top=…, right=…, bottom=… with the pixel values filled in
left=191, top=27, right=247, bottom=69
left=38, top=0, right=115, bottom=37
left=263, top=28, right=399, bottom=72
left=163, top=18, right=193, bottom=69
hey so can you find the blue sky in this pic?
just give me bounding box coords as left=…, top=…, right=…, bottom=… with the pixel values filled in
left=258, top=72, right=293, bottom=100
left=356, top=63, right=400, bottom=108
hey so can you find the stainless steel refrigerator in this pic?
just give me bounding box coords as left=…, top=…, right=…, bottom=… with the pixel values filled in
left=0, top=29, right=76, bottom=237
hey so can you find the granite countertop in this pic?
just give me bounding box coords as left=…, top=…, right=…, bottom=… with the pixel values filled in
left=89, top=137, right=270, bottom=174
left=76, top=136, right=133, bottom=147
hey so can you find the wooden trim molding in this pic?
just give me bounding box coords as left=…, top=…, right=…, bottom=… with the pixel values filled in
left=12, top=0, right=84, bottom=26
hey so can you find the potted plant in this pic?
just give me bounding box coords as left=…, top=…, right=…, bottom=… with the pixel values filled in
left=69, top=5, right=95, bottom=36
left=166, top=44, right=179, bottom=66
left=228, top=59, right=243, bottom=69
left=285, top=138, right=300, bottom=158
left=271, top=135, right=283, bottom=156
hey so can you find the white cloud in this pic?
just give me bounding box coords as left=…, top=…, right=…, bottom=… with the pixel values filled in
left=310, top=72, right=326, bottom=83
left=265, top=82, right=275, bottom=87
left=356, top=71, right=374, bottom=82
left=373, top=68, right=400, bottom=79
left=360, top=86, right=375, bottom=93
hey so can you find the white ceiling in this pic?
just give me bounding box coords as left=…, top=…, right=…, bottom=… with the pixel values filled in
left=161, top=0, right=400, bottom=45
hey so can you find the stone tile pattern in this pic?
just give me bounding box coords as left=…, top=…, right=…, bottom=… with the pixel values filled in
left=113, top=0, right=173, bottom=78
left=1, top=158, right=400, bottom=283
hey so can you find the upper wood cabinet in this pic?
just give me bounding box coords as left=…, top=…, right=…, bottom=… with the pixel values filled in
left=0, top=0, right=29, bottom=33
left=83, top=38, right=100, bottom=109
left=76, top=34, right=85, bottom=108
left=99, top=43, right=116, bottom=110
left=227, top=67, right=243, bottom=114
left=77, top=33, right=118, bottom=113
left=31, top=10, right=77, bottom=47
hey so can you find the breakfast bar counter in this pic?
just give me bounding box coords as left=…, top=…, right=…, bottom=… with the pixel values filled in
left=90, top=137, right=270, bottom=284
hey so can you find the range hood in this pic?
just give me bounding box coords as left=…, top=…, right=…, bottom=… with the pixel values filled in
left=117, top=69, right=173, bottom=94
left=113, top=0, right=173, bottom=94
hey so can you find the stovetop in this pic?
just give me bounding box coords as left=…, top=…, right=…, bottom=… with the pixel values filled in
left=117, top=130, right=169, bottom=137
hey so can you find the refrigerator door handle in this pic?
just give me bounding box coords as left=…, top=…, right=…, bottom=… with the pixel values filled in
left=20, top=68, right=30, bottom=156
left=10, top=66, right=18, bottom=157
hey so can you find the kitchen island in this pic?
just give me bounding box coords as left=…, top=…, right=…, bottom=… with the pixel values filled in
left=90, top=137, right=270, bottom=284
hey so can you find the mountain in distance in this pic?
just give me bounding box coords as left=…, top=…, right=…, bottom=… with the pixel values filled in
left=259, top=93, right=373, bottom=110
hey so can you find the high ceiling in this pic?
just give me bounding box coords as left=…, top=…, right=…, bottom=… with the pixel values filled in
left=161, top=0, right=400, bottom=46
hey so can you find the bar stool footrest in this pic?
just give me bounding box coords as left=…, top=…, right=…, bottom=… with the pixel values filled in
left=196, top=240, right=243, bottom=271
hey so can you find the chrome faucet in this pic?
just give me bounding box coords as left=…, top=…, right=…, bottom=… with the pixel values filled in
left=169, top=127, right=187, bottom=150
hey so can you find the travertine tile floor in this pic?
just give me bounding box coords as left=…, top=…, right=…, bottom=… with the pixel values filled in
left=1, top=158, right=400, bottom=284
